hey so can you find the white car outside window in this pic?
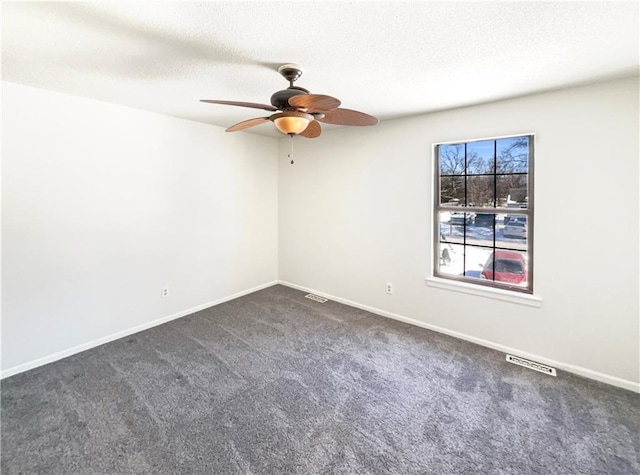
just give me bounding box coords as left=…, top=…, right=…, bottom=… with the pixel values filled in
left=504, top=220, right=527, bottom=239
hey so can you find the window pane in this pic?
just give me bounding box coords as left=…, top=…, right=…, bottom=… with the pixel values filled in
left=440, top=176, right=464, bottom=205
left=465, top=246, right=494, bottom=281
left=496, top=215, right=528, bottom=251
left=439, top=144, right=465, bottom=175
left=497, top=136, right=529, bottom=173
left=496, top=174, right=528, bottom=209
left=466, top=140, right=494, bottom=175
left=467, top=175, right=494, bottom=207
left=467, top=213, right=496, bottom=247
left=437, top=242, right=464, bottom=277
left=439, top=211, right=465, bottom=245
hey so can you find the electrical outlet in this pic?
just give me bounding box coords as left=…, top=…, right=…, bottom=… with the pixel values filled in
left=161, top=286, right=169, bottom=298
left=386, top=283, right=393, bottom=295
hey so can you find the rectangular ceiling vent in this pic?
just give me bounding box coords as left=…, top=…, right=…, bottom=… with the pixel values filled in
left=305, top=294, right=328, bottom=303
left=506, top=354, right=557, bottom=376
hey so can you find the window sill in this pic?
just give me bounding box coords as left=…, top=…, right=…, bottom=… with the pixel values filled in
left=425, top=277, right=543, bottom=307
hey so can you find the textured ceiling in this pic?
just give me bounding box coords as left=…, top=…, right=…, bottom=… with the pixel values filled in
left=2, top=2, right=639, bottom=137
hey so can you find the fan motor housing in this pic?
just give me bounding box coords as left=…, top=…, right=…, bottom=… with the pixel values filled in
left=270, top=87, right=309, bottom=110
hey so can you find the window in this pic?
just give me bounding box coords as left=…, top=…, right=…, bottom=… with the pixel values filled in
left=434, top=135, right=533, bottom=294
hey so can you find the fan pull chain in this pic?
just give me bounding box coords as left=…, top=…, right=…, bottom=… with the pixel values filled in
left=288, top=133, right=294, bottom=164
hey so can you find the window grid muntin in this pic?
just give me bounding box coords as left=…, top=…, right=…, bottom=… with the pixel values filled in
left=434, top=135, right=533, bottom=294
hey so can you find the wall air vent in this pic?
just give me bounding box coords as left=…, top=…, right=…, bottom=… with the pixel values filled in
left=506, top=354, right=557, bottom=376
left=305, top=294, right=328, bottom=303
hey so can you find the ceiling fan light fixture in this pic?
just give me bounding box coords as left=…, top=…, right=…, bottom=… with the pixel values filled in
left=271, top=112, right=314, bottom=135
left=201, top=63, right=378, bottom=138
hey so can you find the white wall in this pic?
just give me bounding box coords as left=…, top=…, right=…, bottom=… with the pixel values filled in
left=3, top=77, right=638, bottom=389
left=279, top=76, right=639, bottom=388
left=2, top=82, right=278, bottom=373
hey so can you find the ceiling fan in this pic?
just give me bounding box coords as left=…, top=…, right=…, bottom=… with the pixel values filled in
left=200, top=64, right=378, bottom=138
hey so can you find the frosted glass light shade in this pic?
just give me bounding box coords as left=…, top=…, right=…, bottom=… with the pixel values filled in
left=273, top=115, right=310, bottom=134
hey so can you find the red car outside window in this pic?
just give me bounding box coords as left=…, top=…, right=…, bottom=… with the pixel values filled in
left=481, top=250, right=527, bottom=285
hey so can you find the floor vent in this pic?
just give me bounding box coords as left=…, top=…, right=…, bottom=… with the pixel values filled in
left=305, top=294, right=328, bottom=303
left=506, top=354, right=557, bottom=376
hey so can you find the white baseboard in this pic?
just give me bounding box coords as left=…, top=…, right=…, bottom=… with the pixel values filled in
left=278, top=280, right=640, bottom=394
left=1, top=281, right=279, bottom=380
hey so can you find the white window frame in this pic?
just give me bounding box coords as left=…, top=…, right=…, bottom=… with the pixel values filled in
left=429, top=133, right=536, bottom=299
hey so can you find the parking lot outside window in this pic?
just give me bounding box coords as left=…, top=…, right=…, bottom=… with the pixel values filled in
left=434, top=135, right=534, bottom=294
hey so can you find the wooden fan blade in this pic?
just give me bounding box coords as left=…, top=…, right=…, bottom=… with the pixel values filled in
left=200, top=100, right=278, bottom=112
left=299, top=120, right=321, bottom=138
left=226, top=117, right=270, bottom=132
left=288, top=94, right=341, bottom=112
left=318, top=108, right=378, bottom=126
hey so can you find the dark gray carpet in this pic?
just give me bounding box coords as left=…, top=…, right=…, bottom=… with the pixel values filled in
left=2, top=285, right=638, bottom=474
